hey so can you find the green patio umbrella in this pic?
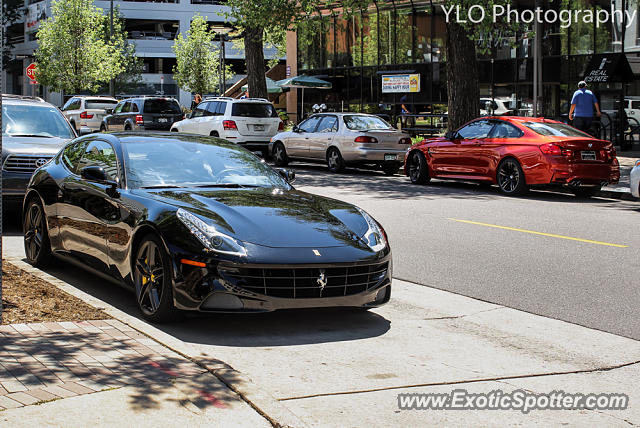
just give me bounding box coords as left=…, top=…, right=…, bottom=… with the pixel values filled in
left=275, top=75, right=332, bottom=117
left=241, top=77, right=285, bottom=94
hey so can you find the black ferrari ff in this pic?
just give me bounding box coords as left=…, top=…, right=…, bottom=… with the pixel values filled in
left=23, top=133, right=391, bottom=321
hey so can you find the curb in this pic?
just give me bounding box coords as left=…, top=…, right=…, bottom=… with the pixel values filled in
left=595, top=189, right=637, bottom=201
left=4, top=256, right=308, bottom=428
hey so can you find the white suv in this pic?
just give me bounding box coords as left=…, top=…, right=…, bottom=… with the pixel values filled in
left=171, top=97, right=283, bottom=156
left=61, top=96, right=118, bottom=134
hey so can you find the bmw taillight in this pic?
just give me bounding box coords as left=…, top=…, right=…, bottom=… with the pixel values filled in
left=135, top=114, right=144, bottom=125
left=354, top=136, right=378, bottom=143
left=223, top=120, right=237, bottom=130
left=278, top=121, right=284, bottom=132
left=540, top=143, right=571, bottom=157
left=80, top=111, right=94, bottom=119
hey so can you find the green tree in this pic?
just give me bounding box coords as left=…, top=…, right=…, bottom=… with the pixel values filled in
left=34, top=0, right=124, bottom=94
left=172, top=15, right=230, bottom=95
left=224, top=0, right=318, bottom=98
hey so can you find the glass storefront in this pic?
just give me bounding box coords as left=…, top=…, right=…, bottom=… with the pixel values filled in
left=293, top=0, right=639, bottom=123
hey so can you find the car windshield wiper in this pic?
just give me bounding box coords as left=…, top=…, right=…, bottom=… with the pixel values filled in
left=8, top=133, right=54, bottom=138
left=139, top=185, right=186, bottom=189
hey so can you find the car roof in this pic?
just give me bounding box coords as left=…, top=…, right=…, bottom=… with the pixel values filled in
left=72, top=96, right=118, bottom=101
left=203, top=97, right=272, bottom=104
left=2, top=94, right=47, bottom=105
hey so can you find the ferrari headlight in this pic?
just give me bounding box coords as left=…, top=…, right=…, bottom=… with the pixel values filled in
left=177, top=208, right=247, bottom=257
left=356, top=207, right=387, bottom=252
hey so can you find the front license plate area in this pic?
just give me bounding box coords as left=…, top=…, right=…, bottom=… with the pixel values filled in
left=581, top=151, right=596, bottom=161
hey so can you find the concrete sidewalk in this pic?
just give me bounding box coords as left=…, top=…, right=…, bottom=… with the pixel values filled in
left=0, top=319, right=271, bottom=427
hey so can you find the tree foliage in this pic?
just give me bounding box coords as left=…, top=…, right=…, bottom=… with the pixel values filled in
left=35, top=0, right=124, bottom=94
left=172, top=15, right=231, bottom=95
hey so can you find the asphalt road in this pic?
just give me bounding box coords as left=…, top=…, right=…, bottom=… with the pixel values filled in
left=288, top=163, right=640, bottom=340
left=2, top=164, right=639, bottom=340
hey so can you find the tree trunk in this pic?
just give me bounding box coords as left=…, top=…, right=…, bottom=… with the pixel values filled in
left=445, top=21, right=479, bottom=130
left=244, top=26, right=267, bottom=99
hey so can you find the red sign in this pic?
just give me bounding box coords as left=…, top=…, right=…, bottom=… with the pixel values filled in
left=26, top=63, right=37, bottom=83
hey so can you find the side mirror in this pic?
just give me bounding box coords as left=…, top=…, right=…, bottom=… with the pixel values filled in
left=81, top=166, right=119, bottom=194
left=105, top=109, right=113, bottom=115
left=445, top=131, right=457, bottom=140
left=276, top=168, right=296, bottom=184
left=292, top=125, right=300, bottom=133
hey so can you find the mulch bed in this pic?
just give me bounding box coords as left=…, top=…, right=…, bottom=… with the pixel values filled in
left=1, top=261, right=109, bottom=324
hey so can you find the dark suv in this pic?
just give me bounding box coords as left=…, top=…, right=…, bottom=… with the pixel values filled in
left=100, top=97, right=183, bottom=132
left=2, top=94, right=76, bottom=205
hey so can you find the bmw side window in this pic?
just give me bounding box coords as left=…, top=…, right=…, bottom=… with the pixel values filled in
left=205, top=102, right=217, bottom=116
left=457, top=120, right=494, bottom=139
left=216, top=102, right=227, bottom=115
left=77, top=140, right=119, bottom=183
left=61, top=141, right=88, bottom=174
left=193, top=103, right=207, bottom=118
left=316, top=116, right=338, bottom=133
left=488, top=122, right=524, bottom=139
left=62, top=98, right=76, bottom=111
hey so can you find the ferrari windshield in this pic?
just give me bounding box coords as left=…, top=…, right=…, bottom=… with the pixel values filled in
left=122, top=137, right=290, bottom=189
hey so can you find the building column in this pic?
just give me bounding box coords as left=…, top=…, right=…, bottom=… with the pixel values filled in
left=285, top=29, right=298, bottom=123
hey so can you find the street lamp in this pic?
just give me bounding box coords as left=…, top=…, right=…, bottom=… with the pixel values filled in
left=212, top=26, right=232, bottom=96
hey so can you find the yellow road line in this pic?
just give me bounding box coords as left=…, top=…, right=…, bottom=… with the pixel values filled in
left=447, top=218, right=628, bottom=248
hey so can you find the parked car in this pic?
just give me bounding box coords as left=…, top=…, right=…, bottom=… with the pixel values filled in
left=405, top=116, right=620, bottom=197
left=631, top=160, right=640, bottom=198
left=2, top=94, right=76, bottom=206
left=269, top=113, right=412, bottom=175
left=101, top=97, right=183, bottom=132
left=624, top=96, right=640, bottom=119
left=23, top=132, right=391, bottom=321
left=61, top=96, right=118, bottom=133
left=171, top=97, right=283, bottom=157
left=480, top=97, right=513, bottom=116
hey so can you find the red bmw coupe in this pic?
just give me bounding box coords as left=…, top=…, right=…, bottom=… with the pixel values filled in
left=404, top=117, right=620, bottom=197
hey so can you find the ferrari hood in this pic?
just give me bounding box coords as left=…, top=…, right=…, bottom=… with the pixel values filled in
left=136, top=188, right=370, bottom=248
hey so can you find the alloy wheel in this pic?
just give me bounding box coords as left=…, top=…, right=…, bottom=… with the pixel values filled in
left=134, top=240, right=165, bottom=315
left=24, top=203, right=44, bottom=261
left=409, top=153, right=421, bottom=182
left=498, top=159, right=524, bottom=194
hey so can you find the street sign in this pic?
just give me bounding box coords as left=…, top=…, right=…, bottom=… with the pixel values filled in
left=26, top=63, right=37, bottom=83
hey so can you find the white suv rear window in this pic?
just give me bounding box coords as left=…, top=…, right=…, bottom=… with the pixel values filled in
left=231, top=103, right=277, bottom=118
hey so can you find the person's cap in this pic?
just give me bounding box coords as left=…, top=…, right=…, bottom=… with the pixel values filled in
left=578, top=81, right=587, bottom=88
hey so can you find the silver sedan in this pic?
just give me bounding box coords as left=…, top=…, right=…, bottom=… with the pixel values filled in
left=269, top=113, right=412, bottom=174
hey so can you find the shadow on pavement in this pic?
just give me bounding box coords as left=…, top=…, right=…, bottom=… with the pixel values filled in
left=27, top=259, right=391, bottom=348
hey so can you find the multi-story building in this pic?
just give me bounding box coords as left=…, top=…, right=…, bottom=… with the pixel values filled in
left=2, top=0, right=279, bottom=107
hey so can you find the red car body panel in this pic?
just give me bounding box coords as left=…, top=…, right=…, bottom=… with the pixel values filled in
left=404, top=116, right=620, bottom=186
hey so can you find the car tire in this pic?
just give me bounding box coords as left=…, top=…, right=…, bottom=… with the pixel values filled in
left=124, top=123, right=132, bottom=131
left=408, top=151, right=430, bottom=184
left=382, top=164, right=399, bottom=176
left=326, top=147, right=345, bottom=173
left=573, top=186, right=601, bottom=198
left=210, top=131, right=219, bottom=137
left=23, top=198, right=53, bottom=268
left=171, top=127, right=178, bottom=132
left=133, top=234, right=180, bottom=323
left=497, top=157, right=528, bottom=196
left=273, top=142, right=289, bottom=166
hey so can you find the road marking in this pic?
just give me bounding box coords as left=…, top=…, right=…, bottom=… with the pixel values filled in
left=447, top=218, right=628, bottom=248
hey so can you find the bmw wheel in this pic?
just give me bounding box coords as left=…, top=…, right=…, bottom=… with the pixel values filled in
left=409, top=151, right=430, bottom=184
left=497, top=158, right=528, bottom=196
left=133, top=234, right=178, bottom=322
left=23, top=198, right=53, bottom=267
